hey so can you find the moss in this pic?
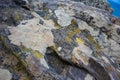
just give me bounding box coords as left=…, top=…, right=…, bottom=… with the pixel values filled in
left=65, top=36, right=72, bottom=43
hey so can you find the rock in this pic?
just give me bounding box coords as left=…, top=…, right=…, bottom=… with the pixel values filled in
left=55, top=9, right=72, bottom=27
left=0, top=69, right=12, bottom=80
left=0, top=0, right=120, bottom=80
left=74, top=0, right=112, bottom=12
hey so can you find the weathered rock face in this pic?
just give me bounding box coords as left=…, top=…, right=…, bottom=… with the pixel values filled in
left=0, top=0, right=120, bottom=80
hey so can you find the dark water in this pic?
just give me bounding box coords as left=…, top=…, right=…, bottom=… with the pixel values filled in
left=107, top=0, right=120, bottom=18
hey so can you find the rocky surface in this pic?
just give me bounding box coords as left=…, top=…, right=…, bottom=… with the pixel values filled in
left=0, top=0, right=120, bottom=80
left=0, top=69, right=12, bottom=80
left=73, top=0, right=112, bottom=12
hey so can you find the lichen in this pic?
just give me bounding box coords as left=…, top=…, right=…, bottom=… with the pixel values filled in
left=49, top=45, right=59, bottom=55
left=74, top=28, right=81, bottom=34
left=20, top=44, right=43, bottom=59
left=87, top=35, right=101, bottom=52
left=68, top=31, right=75, bottom=37
left=65, top=36, right=72, bottom=43
left=33, top=50, right=43, bottom=59
left=76, top=38, right=84, bottom=45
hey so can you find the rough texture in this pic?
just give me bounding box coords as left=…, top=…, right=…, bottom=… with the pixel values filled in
left=73, top=0, right=112, bottom=12
left=0, top=69, right=12, bottom=80
left=0, top=0, right=120, bottom=80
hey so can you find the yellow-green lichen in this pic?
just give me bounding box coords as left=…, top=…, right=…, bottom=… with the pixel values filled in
left=19, top=44, right=44, bottom=59
left=49, top=45, right=59, bottom=54
left=87, top=35, right=101, bottom=52
left=13, top=52, right=27, bottom=67
left=0, top=36, right=34, bottom=79
left=76, top=38, right=84, bottom=45
left=54, top=24, right=61, bottom=29
left=74, top=28, right=81, bottom=34
left=68, top=31, right=75, bottom=37
left=19, top=44, right=32, bottom=53
left=13, top=13, right=23, bottom=22
left=33, top=50, right=43, bottom=59
left=71, top=19, right=77, bottom=25
left=44, top=13, right=51, bottom=20
left=69, top=19, right=81, bottom=34
left=65, top=36, right=72, bottom=43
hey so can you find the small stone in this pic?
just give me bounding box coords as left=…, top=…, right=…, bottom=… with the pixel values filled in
left=58, top=47, right=62, bottom=51
left=0, top=69, right=12, bottom=80
left=55, top=9, right=72, bottom=27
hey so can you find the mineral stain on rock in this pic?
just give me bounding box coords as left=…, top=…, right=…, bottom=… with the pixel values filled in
left=0, top=0, right=120, bottom=80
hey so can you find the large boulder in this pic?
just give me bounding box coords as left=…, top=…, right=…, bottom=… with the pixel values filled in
left=0, top=0, right=120, bottom=80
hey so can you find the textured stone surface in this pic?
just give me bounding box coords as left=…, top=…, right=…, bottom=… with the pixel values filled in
left=0, top=0, right=120, bottom=80
left=0, top=69, right=12, bottom=80
left=74, top=0, right=112, bottom=12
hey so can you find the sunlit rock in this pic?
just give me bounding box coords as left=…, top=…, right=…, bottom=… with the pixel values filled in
left=0, top=69, right=12, bottom=80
